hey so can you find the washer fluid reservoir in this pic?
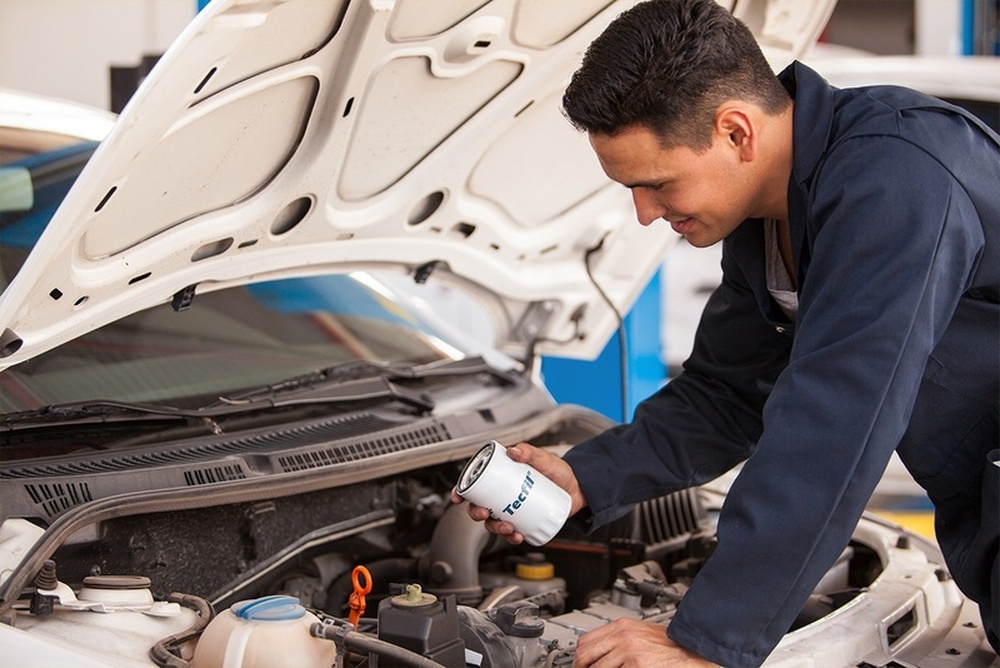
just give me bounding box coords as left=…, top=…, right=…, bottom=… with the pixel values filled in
left=191, top=595, right=336, bottom=668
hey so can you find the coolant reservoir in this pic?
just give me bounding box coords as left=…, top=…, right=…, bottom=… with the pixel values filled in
left=479, top=553, right=567, bottom=600
left=191, top=595, right=336, bottom=668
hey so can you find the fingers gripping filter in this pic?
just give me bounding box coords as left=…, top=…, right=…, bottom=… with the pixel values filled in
left=456, top=441, right=571, bottom=546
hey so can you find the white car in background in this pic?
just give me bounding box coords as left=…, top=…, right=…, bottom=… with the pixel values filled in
left=0, top=2, right=996, bottom=667
left=0, top=88, right=116, bottom=164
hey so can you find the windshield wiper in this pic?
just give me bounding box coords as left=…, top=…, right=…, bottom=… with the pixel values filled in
left=2, top=358, right=509, bottom=430
left=210, top=357, right=509, bottom=408
left=212, top=366, right=435, bottom=414
left=1, top=378, right=432, bottom=432
left=1, top=379, right=432, bottom=431
left=2, top=400, right=202, bottom=428
left=215, top=360, right=418, bottom=402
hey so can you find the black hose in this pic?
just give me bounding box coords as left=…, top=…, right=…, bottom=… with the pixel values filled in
left=311, top=622, right=448, bottom=668
left=148, top=592, right=215, bottom=667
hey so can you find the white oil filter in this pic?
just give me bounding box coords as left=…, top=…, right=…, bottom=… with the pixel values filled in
left=455, top=441, right=571, bottom=546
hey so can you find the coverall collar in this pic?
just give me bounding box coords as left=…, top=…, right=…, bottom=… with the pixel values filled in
left=778, top=61, right=838, bottom=283
left=780, top=61, right=837, bottom=188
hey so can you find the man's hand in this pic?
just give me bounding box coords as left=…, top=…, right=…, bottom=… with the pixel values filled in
left=450, top=441, right=587, bottom=544
left=572, top=619, right=717, bottom=667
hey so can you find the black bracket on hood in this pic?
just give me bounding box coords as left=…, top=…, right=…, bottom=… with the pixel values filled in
left=0, top=328, right=23, bottom=358
left=413, top=260, right=441, bottom=284
left=171, top=284, right=197, bottom=312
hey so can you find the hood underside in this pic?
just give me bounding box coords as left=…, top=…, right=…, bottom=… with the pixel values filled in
left=0, top=0, right=836, bottom=370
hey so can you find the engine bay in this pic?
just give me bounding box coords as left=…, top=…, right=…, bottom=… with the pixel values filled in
left=3, top=448, right=976, bottom=668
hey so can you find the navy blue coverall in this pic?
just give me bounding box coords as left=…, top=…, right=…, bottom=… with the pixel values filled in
left=563, top=62, right=1000, bottom=666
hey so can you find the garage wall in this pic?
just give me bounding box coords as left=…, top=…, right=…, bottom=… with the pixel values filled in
left=0, top=0, right=975, bottom=114
left=0, top=0, right=195, bottom=112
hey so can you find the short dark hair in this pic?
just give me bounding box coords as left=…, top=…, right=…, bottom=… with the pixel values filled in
left=562, top=0, right=791, bottom=150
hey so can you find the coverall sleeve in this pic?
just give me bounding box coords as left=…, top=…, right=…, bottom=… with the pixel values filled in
left=666, top=138, right=984, bottom=666
left=563, top=243, right=790, bottom=528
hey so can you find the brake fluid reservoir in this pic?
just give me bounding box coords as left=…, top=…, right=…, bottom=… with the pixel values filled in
left=191, top=595, right=336, bottom=668
left=376, top=584, right=466, bottom=667
left=481, top=557, right=567, bottom=599
left=514, top=559, right=566, bottom=595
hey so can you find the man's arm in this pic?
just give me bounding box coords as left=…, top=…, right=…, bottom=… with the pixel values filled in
left=668, top=139, right=982, bottom=666
left=563, top=241, right=791, bottom=528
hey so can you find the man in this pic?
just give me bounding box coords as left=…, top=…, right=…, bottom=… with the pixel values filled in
left=453, top=0, right=1000, bottom=665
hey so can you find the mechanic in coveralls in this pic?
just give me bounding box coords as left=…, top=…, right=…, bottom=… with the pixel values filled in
left=453, top=0, right=1000, bottom=665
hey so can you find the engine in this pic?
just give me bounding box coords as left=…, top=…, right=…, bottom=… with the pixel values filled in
left=1, top=462, right=922, bottom=668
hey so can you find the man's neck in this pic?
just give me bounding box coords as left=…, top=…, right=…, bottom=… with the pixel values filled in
left=756, top=104, right=794, bottom=225
left=761, top=104, right=796, bottom=287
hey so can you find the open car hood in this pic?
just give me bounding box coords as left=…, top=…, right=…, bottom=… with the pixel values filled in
left=0, top=0, right=837, bottom=370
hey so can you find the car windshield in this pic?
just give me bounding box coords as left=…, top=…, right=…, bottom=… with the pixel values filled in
left=0, top=142, right=478, bottom=413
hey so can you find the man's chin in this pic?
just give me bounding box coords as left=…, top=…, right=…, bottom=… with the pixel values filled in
left=681, top=232, right=720, bottom=248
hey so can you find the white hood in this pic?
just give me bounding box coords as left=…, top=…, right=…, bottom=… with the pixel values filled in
left=0, top=0, right=836, bottom=370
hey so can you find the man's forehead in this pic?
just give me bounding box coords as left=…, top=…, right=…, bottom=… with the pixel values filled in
left=588, top=129, right=690, bottom=185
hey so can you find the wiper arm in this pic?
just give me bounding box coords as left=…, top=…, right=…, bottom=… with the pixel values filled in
left=217, top=360, right=407, bottom=402
left=2, top=377, right=433, bottom=430
left=214, top=372, right=435, bottom=414
left=2, top=358, right=505, bottom=429
left=2, top=400, right=201, bottom=428
left=212, top=357, right=509, bottom=409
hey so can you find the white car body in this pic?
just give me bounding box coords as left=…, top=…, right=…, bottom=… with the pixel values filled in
left=0, top=2, right=996, bottom=667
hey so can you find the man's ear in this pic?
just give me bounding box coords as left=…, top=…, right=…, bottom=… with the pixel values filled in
left=715, top=105, right=756, bottom=162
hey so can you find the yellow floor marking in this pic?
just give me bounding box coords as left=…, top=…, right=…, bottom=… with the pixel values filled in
left=869, top=510, right=936, bottom=540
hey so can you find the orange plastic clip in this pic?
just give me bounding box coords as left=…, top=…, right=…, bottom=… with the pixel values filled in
left=347, top=564, right=372, bottom=629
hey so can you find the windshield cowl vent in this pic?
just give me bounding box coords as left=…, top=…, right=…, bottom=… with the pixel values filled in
left=275, top=423, right=452, bottom=473
left=0, top=413, right=399, bottom=479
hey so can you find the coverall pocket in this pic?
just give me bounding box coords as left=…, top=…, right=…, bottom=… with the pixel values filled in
left=901, top=405, right=997, bottom=501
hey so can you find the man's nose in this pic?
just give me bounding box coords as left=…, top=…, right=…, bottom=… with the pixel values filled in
left=631, top=188, right=663, bottom=227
